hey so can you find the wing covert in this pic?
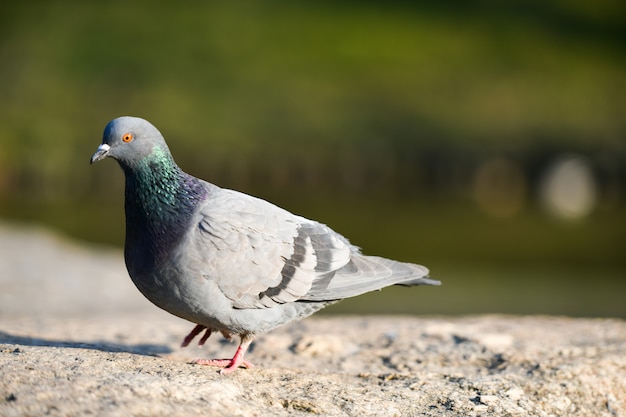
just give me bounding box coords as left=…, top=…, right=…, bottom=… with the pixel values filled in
left=190, top=189, right=353, bottom=309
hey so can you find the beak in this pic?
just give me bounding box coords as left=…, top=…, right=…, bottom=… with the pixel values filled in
left=90, top=143, right=111, bottom=164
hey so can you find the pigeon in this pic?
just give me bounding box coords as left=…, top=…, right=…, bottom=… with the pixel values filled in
left=90, top=116, right=440, bottom=373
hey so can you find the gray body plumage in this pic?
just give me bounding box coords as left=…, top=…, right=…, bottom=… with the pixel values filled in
left=132, top=187, right=435, bottom=337
left=91, top=116, right=439, bottom=369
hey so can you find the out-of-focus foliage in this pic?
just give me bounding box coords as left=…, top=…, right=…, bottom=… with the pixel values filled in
left=1, top=1, right=624, bottom=199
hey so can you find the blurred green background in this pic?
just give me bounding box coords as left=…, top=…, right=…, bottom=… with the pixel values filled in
left=1, top=1, right=624, bottom=317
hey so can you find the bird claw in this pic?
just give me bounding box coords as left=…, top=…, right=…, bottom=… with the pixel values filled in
left=192, top=358, right=254, bottom=374
left=182, top=325, right=253, bottom=373
left=190, top=337, right=254, bottom=373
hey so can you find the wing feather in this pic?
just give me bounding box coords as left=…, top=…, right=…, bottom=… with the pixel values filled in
left=189, top=188, right=435, bottom=310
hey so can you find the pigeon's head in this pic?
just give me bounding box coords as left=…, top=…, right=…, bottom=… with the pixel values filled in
left=90, top=116, right=171, bottom=168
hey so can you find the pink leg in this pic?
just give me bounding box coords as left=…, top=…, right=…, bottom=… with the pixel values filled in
left=198, top=328, right=212, bottom=346
left=181, top=324, right=207, bottom=347
left=193, top=337, right=254, bottom=374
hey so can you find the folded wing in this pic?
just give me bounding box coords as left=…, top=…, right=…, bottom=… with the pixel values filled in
left=193, top=189, right=437, bottom=310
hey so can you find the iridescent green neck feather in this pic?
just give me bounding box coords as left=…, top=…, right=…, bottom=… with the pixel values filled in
left=122, top=146, right=208, bottom=272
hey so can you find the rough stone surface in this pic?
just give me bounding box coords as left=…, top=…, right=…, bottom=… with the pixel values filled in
left=1, top=223, right=625, bottom=416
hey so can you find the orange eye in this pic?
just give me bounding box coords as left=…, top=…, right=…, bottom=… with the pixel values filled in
left=122, top=133, right=134, bottom=143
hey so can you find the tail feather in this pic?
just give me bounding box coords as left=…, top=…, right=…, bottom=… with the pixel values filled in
left=397, top=276, right=442, bottom=287
left=303, top=254, right=439, bottom=301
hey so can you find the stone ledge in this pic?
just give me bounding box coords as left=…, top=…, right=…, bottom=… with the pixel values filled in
left=1, top=314, right=624, bottom=417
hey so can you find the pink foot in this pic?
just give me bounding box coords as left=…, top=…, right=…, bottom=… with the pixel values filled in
left=192, top=358, right=254, bottom=374
left=192, top=337, right=254, bottom=374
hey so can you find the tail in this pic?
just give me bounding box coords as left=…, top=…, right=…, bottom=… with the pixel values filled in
left=303, top=253, right=440, bottom=301
left=396, top=275, right=442, bottom=287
